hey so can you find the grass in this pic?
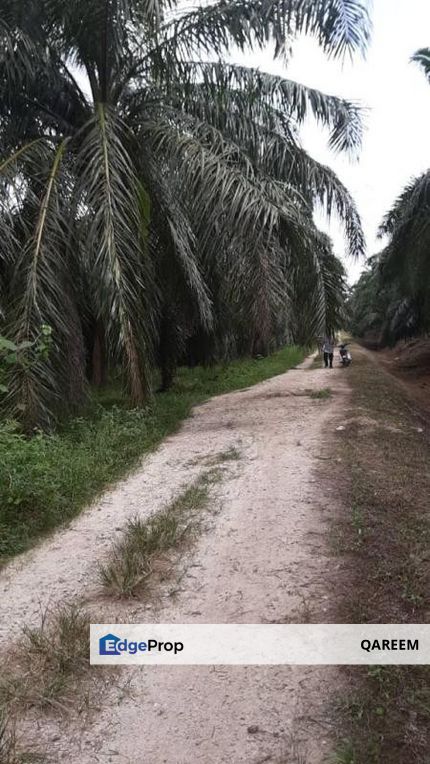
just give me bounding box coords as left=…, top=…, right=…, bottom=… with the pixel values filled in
left=0, top=468, right=223, bottom=752
left=0, top=345, right=306, bottom=564
left=0, top=707, right=46, bottom=763
left=0, top=709, right=17, bottom=764
left=329, top=344, right=430, bottom=763
left=99, top=471, right=219, bottom=597
left=309, top=387, right=332, bottom=399
left=329, top=741, right=355, bottom=764
left=196, top=446, right=242, bottom=467
left=0, top=605, right=90, bottom=714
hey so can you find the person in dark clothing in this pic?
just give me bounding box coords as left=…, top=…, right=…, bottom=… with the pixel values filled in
left=322, top=336, right=335, bottom=368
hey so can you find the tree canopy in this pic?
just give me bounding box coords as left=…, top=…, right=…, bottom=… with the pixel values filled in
left=349, top=44, right=430, bottom=347
left=0, top=0, right=370, bottom=429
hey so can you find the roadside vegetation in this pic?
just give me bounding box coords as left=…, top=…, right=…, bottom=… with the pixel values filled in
left=0, top=345, right=305, bottom=564
left=349, top=49, right=430, bottom=349
left=0, top=605, right=90, bottom=716
left=0, top=464, right=230, bottom=757
left=0, top=0, right=363, bottom=566
left=343, top=45, right=430, bottom=757
left=331, top=345, right=430, bottom=763
left=309, top=387, right=332, bottom=399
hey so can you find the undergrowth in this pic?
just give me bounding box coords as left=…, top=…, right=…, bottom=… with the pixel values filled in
left=0, top=605, right=90, bottom=714
left=0, top=345, right=305, bottom=562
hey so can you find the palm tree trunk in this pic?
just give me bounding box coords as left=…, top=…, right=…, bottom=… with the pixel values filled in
left=127, top=332, right=148, bottom=404
left=158, top=309, right=179, bottom=391
left=91, top=320, right=107, bottom=387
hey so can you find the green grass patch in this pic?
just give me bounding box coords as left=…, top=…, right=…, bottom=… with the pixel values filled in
left=99, top=471, right=217, bottom=597
left=0, top=345, right=306, bottom=564
left=309, top=387, right=332, bottom=400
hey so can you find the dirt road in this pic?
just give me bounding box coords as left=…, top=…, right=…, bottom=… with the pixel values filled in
left=2, top=354, right=351, bottom=763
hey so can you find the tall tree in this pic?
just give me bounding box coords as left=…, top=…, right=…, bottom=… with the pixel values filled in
left=357, top=45, right=430, bottom=346
left=0, top=0, right=370, bottom=429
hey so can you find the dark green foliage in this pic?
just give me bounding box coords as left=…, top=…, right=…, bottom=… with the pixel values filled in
left=289, top=232, right=349, bottom=345
left=0, top=0, right=368, bottom=427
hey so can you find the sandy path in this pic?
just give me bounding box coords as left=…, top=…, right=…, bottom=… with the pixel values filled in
left=2, top=355, right=350, bottom=763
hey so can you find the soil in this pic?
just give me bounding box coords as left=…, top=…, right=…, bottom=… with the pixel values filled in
left=377, top=339, right=430, bottom=417
left=1, top=353, right=352, bottom=764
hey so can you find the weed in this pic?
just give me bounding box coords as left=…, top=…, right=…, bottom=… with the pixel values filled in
left=99, top=475, right=214, bottom=597
left=309, top=353, right=324, bottom=370
left=0, top=605, right=89, bottom=713
left=206, top=447, right=241, bottom=465
left=329, top=740, right=356, bottom=764
left=0, top=709, right=17, bottom=764
left=294, top=387, right=332, bottom=399
left=189, top=447, right=242, bottom=468
left=273, top=731, right=311, bottom=764
left=309, top=387, right=332, bottom=400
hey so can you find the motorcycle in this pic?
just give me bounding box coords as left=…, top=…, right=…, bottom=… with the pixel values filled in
left=339, top=343, right=352, bottom=366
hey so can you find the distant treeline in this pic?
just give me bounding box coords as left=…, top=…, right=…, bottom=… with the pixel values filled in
left=349, top=48, right=430, bottom=349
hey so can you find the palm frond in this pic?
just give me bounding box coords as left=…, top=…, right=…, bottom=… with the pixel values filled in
left=146, top=114, right=312, bottom=254
left=411, top=47, right=430, bottom=83
left=0, top=0, right=366, bottom=423
left=288, top=232, right=347, bottom=343
left=153, top=0, right=371, bottom=67
left=76, top=104, right=153, bottom=403
left=378, top=174, right=427, bottom=238
left=289, top=148, right=365, bottom=257
left=0, top=18, right=38, bottom=88
left=166, top=61, right=364, bottom=154
left=143, top=160, right=213, bottom=330
left=1, top=138, right=85, bottom=430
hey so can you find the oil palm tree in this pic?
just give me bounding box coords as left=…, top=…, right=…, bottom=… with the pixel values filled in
left=288, top=232, right=348, bottom=346
left=0, top=0, right=370, bottom=430
left=368, top=47, right=430, bottom=345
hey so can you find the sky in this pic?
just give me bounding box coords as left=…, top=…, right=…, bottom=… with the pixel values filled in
left=234, top=0, right=430, bottom=283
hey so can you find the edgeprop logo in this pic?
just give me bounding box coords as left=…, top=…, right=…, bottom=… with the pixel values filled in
left=99, top=633, right=184, bottom=656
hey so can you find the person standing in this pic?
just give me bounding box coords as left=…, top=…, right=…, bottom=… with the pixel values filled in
left=322, top=336, right=335, bottom=368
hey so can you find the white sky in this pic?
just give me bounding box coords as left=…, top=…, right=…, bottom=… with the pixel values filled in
left=234, top=0, right=430, bottom=282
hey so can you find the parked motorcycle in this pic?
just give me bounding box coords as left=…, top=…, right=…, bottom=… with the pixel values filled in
left=339, top=343, right=352, bottom=366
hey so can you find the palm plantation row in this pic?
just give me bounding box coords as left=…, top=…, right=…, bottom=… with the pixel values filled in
left=0, top=0, right=371, bottom=431
left=350, top=49, right=430, bottom=345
